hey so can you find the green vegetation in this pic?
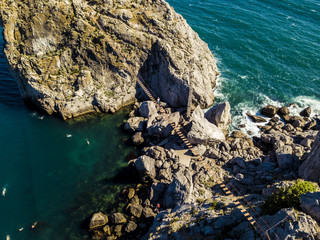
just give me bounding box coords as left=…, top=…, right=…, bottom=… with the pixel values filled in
left=208, top=200, right=218, bottom=211
left=262, top=179, right=318, bottom=215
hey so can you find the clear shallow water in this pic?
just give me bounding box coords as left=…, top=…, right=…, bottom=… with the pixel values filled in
left=0, top=27, right=135, bottom=239
left=168, top=0, right=320, bottom=135
left=1, top=0, right=320, bottom=239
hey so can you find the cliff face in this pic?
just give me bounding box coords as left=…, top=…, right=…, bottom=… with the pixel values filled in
left=0, top=0, right=219, bottom=119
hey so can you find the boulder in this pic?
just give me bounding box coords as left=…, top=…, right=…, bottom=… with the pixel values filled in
left=132, top=132, right=145, bottom=145
left=204, top=102, right=231, bottom=135
left=246, top=113, right=267, bottom=123
left=261, top=105, right=278, bottom=118
left=128, top=204, right=143, bottom=218
left=147, top=112, right=180, bottom=137
left=278, top=106, right=290, bottom=117
left=0, top=0, right=220, bottom=119
left=149, top=182, right=169, bottom=205
left=304, top=120, right=317, bottom=130
left=292, top=118, right=305, bottom=128
left=163, top=168, right=193, bottom=209
left=110, top=213, right=126, bottom=224
left=127, top=188, right=135, bottom=200
left=301, top=192, right=320, bottom=221
left=300, top=106, right=311, bottom=117
left=139, top=101, right=158, bottom=118
left=124, top=117, right=145, bottom=132
left=299, top=131, right=320, bottom=182
left=275, top=145, right=293, bottom=170
left=89, top=212, right=109, bottom=230
left=124, top=221, right=137, bottom=233
left=134, top=155, right=156, bottom=179
left=232, top=131, right=246, bottom=138
left=142, top=207, right=156, bottom=220
left=187, top=106, right=225, bottom=144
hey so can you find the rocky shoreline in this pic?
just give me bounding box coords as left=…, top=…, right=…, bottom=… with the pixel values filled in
left=87, top=101, right=320, bottom=240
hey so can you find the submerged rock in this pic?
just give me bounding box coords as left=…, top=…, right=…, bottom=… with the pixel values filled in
left=0, top=0, right=219, bottom=119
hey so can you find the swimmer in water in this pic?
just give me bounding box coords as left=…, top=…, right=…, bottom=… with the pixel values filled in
left=31, top=221, right=38, bottom=229
left=6, top=234, right=10, bottom=240
left=19, top=227, right=24, bottom=231
left=2, top=186, right=6, bottom=196
left=66, top=134, right=72, bottom=138
left=86, top=138, right=90, bottom=145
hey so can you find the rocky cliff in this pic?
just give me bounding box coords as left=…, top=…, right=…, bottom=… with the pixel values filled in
left=0, top=0, right=219, bottom=119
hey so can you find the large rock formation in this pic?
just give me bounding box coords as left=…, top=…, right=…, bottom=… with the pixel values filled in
left=0, top=0, right=219, bottom=119
left=299, top=131, right=320, bottom=182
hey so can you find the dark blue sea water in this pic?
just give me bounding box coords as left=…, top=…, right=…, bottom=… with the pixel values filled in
left=1, top=0, right=320, bottom=239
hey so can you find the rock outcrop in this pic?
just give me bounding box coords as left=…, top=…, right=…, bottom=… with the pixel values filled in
left=299, top=131, right=320, bottom=182
left=204, top=101, right=231, bottom=135
left=0, top=0, right=219, bottom=119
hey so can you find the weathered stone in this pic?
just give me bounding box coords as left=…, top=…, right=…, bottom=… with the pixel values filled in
left=299, top=131, right=320, bottom=182
left=128, top=204, right=143, bottom=218
left=301, top=192, right=320, bottom=221
left=283, top=123, right=294, bottom=132
left=142, top=207, right=156, bottom=220
left=204, top=101, right=231, bottom=135
left=130, top=195, right=140, bottom=205
left=134, top=155, right=156, bottom=179
left=163, top=168, right=193, bottom=209
left=305, top=120, right=317, bottom=130
left=147, top=112, right=180, bottom=137
left=110, top=213, right=126, bottom=224
left=261, top=105, right=278, bottom=118
left=89, top=212, right=109, bottom=230
left=132, top=132, right=144, bottom=145
left=300, top=106, right=311, bottom=117
left=278, top=106, right=290, bottom=117
left=103, top=225, right=111, bottom=235
left=124, top=221, right=137, bottom=233
left=124, top=117, right=145, bottom=132
left=149, top=182, right=169, bottom=205
left=262, top=181, right=295, bottom=198
left=292, top=118, right=305, bottom=128
left=275, top=145, right=293, bottom=170
left=246, top=113, right=267, bottom=123
left=127, top=188, right=135, bottom=200
left=300, top=138, right=313, bottom=148
left=232, top=131, right=246, bottom=138
left=187, top=105, right=225, bottom=144
left=139, top=101, right=157, bottom=118
left=113, top=224, right=122, bottom=237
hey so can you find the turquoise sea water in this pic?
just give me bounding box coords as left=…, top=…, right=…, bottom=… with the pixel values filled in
left=1, top=0, right=320, bottom=239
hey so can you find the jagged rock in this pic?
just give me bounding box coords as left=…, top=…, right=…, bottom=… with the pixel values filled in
left=89, top=212, right=109, bottom=230
left=261, top=105, right=278, bottom=118
left=139, top=101, right=157, bottom=118
left=204, top=101, right=231, bottom=135
left=305, top=120, right=317, bottom=130
left=300, top=106, right=311, bottom=117
left=257, top=208, right=320, bottom=239
left=134, top=155, right=156, bottom=179
left=187, top=106, right=225, bottom=144
left=146, top=112, right=180, bottom=137
left=110, top=213, right=126, bottom=224
left=232, top=131, right=246, bottom=138
left=142, top=207, right=156, bottom=220
left=301, top=192, right=320, bottom=221
left=299, top=131, right=320, bottom=182
left=102, top=225, right=111, bottom=235
left=246, top=113, right=267, bottom=123
left=278, top=106, right=290, bottom=117
left=163, top=168, right=193, bottom=209
left=0, top=0, right=219, bottom=119
left=124, top=117, right=145, bottom=132
left=132, top=132, right=145, bottom=145
left=130, top=195, right=140, bottom=206
left=124, top=221, right=137, bottom=233
left=149, top=182, right=169, bottom=205
left=127, top=188, right=135, bottom=200
left=128, top=204, right=143, bottom=218
left=113, top=224, right=122, bottom=237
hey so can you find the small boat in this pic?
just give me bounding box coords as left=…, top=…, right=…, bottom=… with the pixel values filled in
left=6, top=235, right=10, bottom=240
left=2, top=187, right=6, bottom=196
